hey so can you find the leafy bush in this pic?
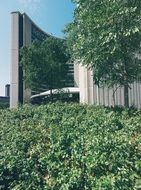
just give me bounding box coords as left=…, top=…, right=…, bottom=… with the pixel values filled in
left=0, top=103, right=141, bottom=189
left=0, top=101, right=9, bottom=109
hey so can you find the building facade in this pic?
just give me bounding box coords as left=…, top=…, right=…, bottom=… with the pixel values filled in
left=11, top=12, right=141, bottom=109
left=74, top=64, right=141, bottom=109
left=10, top=12, right=74, bottom=108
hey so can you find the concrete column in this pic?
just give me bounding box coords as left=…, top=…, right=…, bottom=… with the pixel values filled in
left=10, top=12, right=20, bottom=108
left=79, top=64, right=94, bottom=104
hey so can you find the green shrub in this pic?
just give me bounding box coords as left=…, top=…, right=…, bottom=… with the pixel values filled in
left=0, top=101, right=9, bottom=109
left=0, top=103, right=141, bottom=189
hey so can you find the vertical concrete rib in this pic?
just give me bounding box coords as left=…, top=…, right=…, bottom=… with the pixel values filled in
left=10, top=12, right=20, bottom=108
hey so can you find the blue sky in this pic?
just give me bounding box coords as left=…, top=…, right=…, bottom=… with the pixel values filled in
left=0, top=0, right=75, bottom=95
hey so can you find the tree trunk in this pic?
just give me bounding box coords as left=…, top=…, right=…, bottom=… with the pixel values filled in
left=124, top=84, right=129, bottom=107
left=112, top=90, right=115, bottom=107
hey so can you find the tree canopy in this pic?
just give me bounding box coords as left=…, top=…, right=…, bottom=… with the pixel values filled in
left=20, top=37, right=71, bottom=94
left=66, top=0, right=141, bottom=106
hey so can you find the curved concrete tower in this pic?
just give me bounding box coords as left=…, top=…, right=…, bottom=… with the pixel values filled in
left=11, top=12, right=52, bottom=108
left=10, top=12, right=75, bottom=108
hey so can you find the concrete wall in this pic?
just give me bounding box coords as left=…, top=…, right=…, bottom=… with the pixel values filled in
left=78, top=65, right=141, bottom=109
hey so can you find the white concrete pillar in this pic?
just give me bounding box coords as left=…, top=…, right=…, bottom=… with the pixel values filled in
left=78, top=64, right=94, bottom=104
left=10, top=12, right=20, bottom=108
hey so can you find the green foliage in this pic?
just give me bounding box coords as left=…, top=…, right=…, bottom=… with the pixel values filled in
left=65, top=0, right=141, bottom=106
left=0, top=104, right=141, bottom=189
left=20, top=37, right=70, bottom=93
left=0, top=102, right=9, bottom=109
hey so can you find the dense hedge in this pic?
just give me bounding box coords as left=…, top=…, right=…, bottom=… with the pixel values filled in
left=0, top=101, right=9, bottom=109
left=0, top=103, right=141, bottom=190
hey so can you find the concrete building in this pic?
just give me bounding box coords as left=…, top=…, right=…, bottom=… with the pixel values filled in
left=10, top=12, right=74, bottom=108
left=11, top=12, right=141, bottom=109
left=74, top=63, right=141, bottom=109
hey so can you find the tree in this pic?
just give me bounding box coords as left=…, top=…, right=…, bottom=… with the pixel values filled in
left=20, top=37, right=71, bottom=99
left=66, top=0, right=141, bottom=107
